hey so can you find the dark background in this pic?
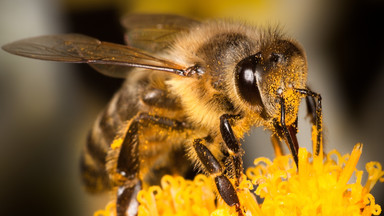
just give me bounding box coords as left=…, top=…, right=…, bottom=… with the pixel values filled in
left=0, top=0, right=383, bottom=215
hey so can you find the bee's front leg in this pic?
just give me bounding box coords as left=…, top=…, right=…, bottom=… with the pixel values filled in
left=296, top=88, right=323, bottom=156
left=114, top=113, right=187, bottom=216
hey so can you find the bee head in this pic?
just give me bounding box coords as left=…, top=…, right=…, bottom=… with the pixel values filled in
left=234, top=39, right=307, bottom=124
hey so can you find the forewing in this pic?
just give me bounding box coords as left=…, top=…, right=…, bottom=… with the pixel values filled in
left=121, top=14, right=200, bottom=52
left=2, top=34, right=186, bottom=78
left=89, top=64, right=134, bottom=78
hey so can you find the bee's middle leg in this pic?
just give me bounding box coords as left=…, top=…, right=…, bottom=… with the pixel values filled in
left=114, top=113, right=186, bottom=216
left=219, top=114, right=244, bottom=186
left=193, top=138, right=242, bottom=214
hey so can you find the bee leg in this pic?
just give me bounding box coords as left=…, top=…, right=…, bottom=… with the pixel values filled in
left=116, top=181, right=141, bottom=216
left=305, top=93, right=317, bottom=124
left=296, top=89, right=323, bottom=156
left=219, top=114, right=243, bottom=186
left=115, top=117, right=140, bottom=216
left=115, top=113, right=187, bottom=216
left=193, top=138, right=243, bottom=215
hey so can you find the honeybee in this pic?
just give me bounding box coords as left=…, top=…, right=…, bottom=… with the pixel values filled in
left=2, top=14, right=322, bottom=216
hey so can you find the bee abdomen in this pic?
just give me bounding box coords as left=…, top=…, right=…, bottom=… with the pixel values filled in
left=80, top=125, right=114, bottom=193
left=80, top=144, right=111, bottom=193
left=80, top=90, right=135, bottom=192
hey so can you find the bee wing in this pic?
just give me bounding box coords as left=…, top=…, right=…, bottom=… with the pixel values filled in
left=2, top=34, right=187, bottom=78
left=121, top=14, right=200, bottom=52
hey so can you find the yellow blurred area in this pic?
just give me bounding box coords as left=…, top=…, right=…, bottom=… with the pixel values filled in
left=63, top=0, right=269, bottom=15
left=62, top=0, right=318, bottom=28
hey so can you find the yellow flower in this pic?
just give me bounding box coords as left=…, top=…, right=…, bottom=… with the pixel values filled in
left=94, top=142, right=383, bottom=216
left=246, top=144, right=383, bottom=216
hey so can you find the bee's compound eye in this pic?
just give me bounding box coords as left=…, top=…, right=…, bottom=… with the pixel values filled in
left=235, top=54, right=262, bottom=106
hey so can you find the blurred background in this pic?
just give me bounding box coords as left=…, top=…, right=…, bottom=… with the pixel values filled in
left=0, top=0, right=383, bottom=215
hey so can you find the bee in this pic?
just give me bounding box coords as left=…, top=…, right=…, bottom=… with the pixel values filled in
left=2, top=14, right=322, bottom=216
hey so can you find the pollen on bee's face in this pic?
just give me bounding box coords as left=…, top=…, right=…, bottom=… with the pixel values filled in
left=259, top=74, right=301, bottom=123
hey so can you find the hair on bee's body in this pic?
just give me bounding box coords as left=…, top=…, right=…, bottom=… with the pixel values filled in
left=82, top=69, right=191, bottom=190
left=166, top=19, right=306, bottom=140
left=2, top=14, right=322, bottom=216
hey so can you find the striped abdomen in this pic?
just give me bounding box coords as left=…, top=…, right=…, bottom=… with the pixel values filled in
left=79, top=71, right=189, bottom=193
left=80, top=78, right=140, bottom=193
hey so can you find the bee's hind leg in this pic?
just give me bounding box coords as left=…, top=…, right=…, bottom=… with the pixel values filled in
left=114, top=113, right=187, bottom=216
left=113, top=114, right=140, bottom=216
left=116, top=181, right=141, bottom=216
